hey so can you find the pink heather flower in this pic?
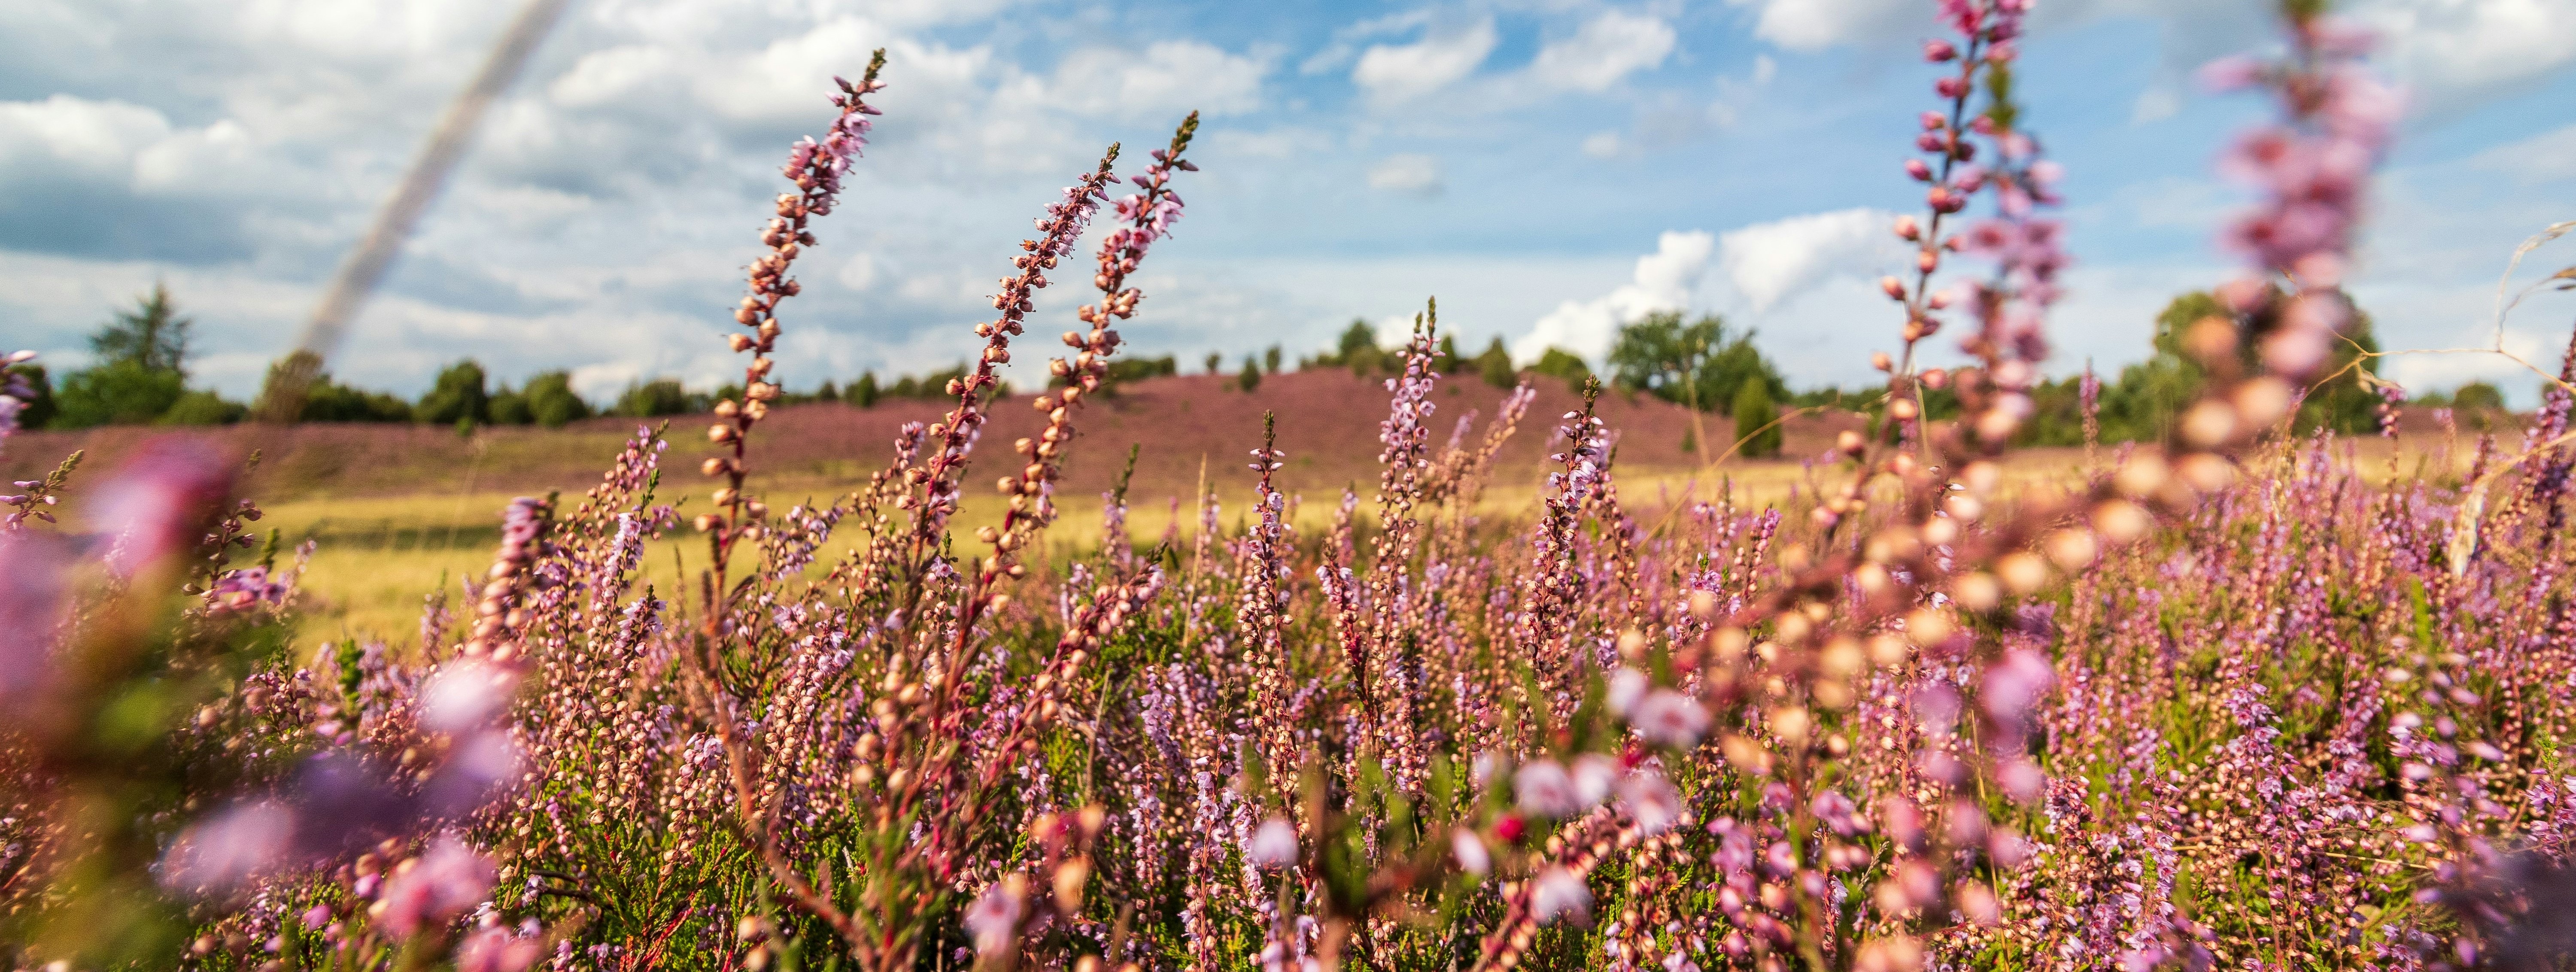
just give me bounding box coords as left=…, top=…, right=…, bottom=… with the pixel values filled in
left=1515, top=760, right=1583, bottom=819
left=160, top=800, right=296, bottom=894
left=1246, top=817, right=1299, bottom=868
left=1616, top=771, right=1683, bottom=835
left=1631, top=690, right=1710, bottom=747
left=1452, top=829, right=1492, bottom=876
left=419, top=659, right=519, bottom=733
left=454, top=927, right=542, bottom=972
left=1923, top=39, right=1957, bottom=62
left=0, top=531, right=68, bottom=703
left=963, top=881, right=1026, bottom=955
left=1981, top=649, right=2054, bottom=723
left=93, top=438, right=232, bottom=577
left=1905, top=158, right=1933, bottom=181
left=206, top=565, right=289, bottom=614
left=377, top=835, right=496, bottom=937
left=1571, top=754, right=1619, bottom=807
left=1607, top=668, right=1648, bottom=716
left=1530, top=867, right=1593, bottom=924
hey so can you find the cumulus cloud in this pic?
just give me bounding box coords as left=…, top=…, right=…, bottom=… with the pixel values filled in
left=1717, top=208, right=1905, bottom=313
left=1036, top=40, right=1270, bottom=118
left=1353, top=18, right=1499, bottom=103
left=1722, top=0, right=1916, bottom=52
left=2351, top=0, right=2576, bottom=114
left=1531, top=11, right=1677, bottom=91
left=1517, top=230, right=1715, bottom=363
left=1367, top=153, right=1443, bottom=195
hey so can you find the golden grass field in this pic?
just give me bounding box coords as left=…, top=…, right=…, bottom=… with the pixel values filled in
left=246, top=436, right=2476, bottom=644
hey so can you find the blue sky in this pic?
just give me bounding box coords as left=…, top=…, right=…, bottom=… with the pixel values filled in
left=3, top=0, right=2573, bottom=405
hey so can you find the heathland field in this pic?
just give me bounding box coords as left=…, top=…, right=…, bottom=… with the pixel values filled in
left=7, top=368, right=2486, bottom=641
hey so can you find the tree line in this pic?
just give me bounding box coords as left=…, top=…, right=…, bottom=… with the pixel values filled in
left=8, top=286, right=2509, bottom=446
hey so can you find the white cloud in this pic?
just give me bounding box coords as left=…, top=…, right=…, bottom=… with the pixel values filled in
left=1042, top=41, right=1269, bottom=118
left=838, top=252, right=880, bottom=291
left=2349, top=0, right=2576, bottom=114
left=1518, top=230, right=1716, bottom=362
left=1582, top=132, right=1625, bottom=158
left=1353, top=18, right=1499, bottom=103
left=0, top=95, right=173, bottom=179
left=1724, top=0, right=1915, bottom=52
left=2468, top=122, right=2576, bottom=184
left=1717, top=207, right=1905, bottom=313
left=1367, top=153, right=1443, bottom=195
left=1531, top=10, right=1677, bottom=91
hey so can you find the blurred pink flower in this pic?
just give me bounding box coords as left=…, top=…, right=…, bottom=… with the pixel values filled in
left=92, top=438, right=231, bottom=577
left=377, top=835, right=495, bottom=937
left=1515, top=760, right=1582, bottom=819
left=160, top=800, right=297, bottom=895
left=1246, top=817, right=1298, bottom=868
left=1531, top=867, right=1593, bottom=924
left=1631, top=690, right=1710, bottom=747
left=454, top=927, right=543, bottom=972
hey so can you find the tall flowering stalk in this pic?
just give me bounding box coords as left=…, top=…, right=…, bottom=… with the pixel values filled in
left=702, top=51, right=887, bottom=571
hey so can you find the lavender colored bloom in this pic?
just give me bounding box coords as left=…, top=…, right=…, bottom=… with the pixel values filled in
left=963, top=879, right=1026, bottom=956
left=1631, top=690, right=1710, bottom=747
left=1516, top=760, right=1583, bottom=819
left=377, top=835, right=496, bottom=936
left=160, top=800, right=297, bottom=895
left=91, top=438, right=232, bottom=577
left=1531, top=867, right=1593, bottom=924
left=455, top=927, right=544, bottom=972
left=1617, top=771, right=1683, bottom=835
left=1246, top=817, right=1298, bottom=868
left=0, top=531, right=67, bottom=703
left=1452, top=828, right=1492, bottom=876
left=1571, top=754, right=1619, bottom=808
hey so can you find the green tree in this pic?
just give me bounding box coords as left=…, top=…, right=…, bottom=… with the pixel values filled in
left=522, top=371, right=592, bottom=428
left=1608, top=311, right=1787, bottom=413
left=54, top=361, right=185, bottom=428
left=614, top=378, right=696, bottom=417
left=847, top=372, right=881, bottom=407
left=1530, top=347, right=1592, bottom=393
left=1206, top=352, right=1225, bottom=375
left=1263, top=345, right=1282, bottom=374
left=1732, top=380, right=1781, bottom=458
left=254, top=350, right=410, bottom=422
left=1436, top=334, right=1463, bottom=374
left=159, top=390, right=246, bottom=426
left=91, top=283, right=192, bottom=375
left=489, top=387, right=533, bottom=425
left=1474, top=337, right=1516, bottom=389
left=1236, top=356, right=1262, bottom=393
left=416, top=360, right=490, bottom=425
left=55, top=285, right=201, bottom=428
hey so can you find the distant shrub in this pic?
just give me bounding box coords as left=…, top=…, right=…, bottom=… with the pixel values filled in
left=1530, top=346, right=1592, bottom=393
left=53, top=360, right=186, bottom=428
left=1731, top=378, right=1780, bottom=458
left=1236, top=355, right=1261, bottom=392
left=416, top=360, right=490, bottom=425
left=157, top=389, right=247, bottom=426
left=613, top=378, right=699, bottom=417
left=522, top=371, right=592, bottom=428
